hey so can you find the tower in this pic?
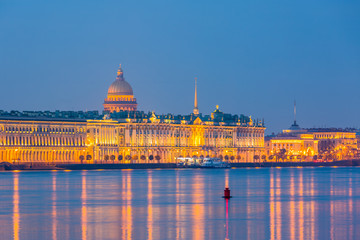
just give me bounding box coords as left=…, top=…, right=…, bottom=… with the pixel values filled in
left=294, top=100, right=297, bottom=126
left=289, top=100, right=300, bottom=130
left=193, top=77, right=199, bottom=115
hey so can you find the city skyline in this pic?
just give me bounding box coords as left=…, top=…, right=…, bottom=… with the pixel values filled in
left=1, top=2, right=360, bottom=240
left=0, top=63, right=357, bottom=134
left=1, top=1, right=359, bottom=133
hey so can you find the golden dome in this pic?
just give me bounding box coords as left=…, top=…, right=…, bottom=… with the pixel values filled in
left=107, top=65, right=134, bottom=96
left=104, top=65, right=138, bottom=112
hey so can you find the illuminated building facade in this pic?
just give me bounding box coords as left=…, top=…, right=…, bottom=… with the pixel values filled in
left=0, top=66, right=265, bottom=164
left=265, top=124, right=319, bottom=161
left=0, top=119, right=88, bottom=164
left=266, top=117, right=357, bottom=161
left=0, top=109, right=265, bottom=164
left=309, top=128, right=357, bottom=160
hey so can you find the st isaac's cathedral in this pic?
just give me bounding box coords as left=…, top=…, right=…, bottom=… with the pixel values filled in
left=103, top=65, right=138, bottom=112
left=0, top=65, right=265, bottom=164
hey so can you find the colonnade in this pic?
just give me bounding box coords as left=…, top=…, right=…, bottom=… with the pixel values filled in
left=0, top=135, right=85, bottom=147
left=127, top=125, right=264, bottom=148
left=0, top=149, right=84, bottom=163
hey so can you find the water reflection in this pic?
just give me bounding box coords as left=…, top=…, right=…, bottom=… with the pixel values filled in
left=1, top=168, right=359, bottom=240
left=269, top=170, right=275, bottom=240
left=275, top=171, right=282, bottom=240
left=175, top=170, right=181, bottom=239
left=225, top=170, right=229, bottom=240
left=310, top=173, right=315, bottom=240
left=225, top=169, right=229, bottom=188
left=147, top=171, right=153, bottom=240
left=225, top=198, right=229, bottom=240
left=52, top=173, right=57, bottom=240
left=298, top=170, right=304, bottom=240
left=13, top=173, right=19, bottom=240
left=289, top=172, right=295, bottom=240
left=121, top=171, right=132, bottom=239
left=269, top=170, right=283, bottom=240
left=81, top=171, right=87, bottom=240
left=348, top=176, right=353, bottom=239
left=270, top=169, right=322, bottom=240
left=192, top=173, right=205, bottom=239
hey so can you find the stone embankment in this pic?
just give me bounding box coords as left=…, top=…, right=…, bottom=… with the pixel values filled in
left=1, top=160, right=359, bottom=171
left=231, top=159, right=360, bottom=168
left=0, top=162, right=63, bottom=171
left=56, top=163, right=177, bottom=170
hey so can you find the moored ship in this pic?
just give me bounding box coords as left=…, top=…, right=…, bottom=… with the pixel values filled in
left=176, top=157, right=230, bottom=168
left=200, top=158, right=231, bottom=168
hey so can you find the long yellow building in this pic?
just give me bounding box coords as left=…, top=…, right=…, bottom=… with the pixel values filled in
left=0, top=66, right=265, bottom=164
left=265, top=119, right=357, bottom=161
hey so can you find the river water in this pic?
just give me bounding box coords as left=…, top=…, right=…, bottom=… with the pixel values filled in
left=0, top=167, right=359, bottom=240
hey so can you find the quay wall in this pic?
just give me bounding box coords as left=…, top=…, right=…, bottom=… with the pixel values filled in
left=230, top=159, right=360, bottom=168
left=1, top=159, right=360, bottom=171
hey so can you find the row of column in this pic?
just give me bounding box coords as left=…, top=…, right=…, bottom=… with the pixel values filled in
left=95, top=127, right=117, bottom=146
left=0, top=135, right=85, bottom=147
left=128, top=127, right=264, bottom=149
left=0, top=149, right=83, bottom=163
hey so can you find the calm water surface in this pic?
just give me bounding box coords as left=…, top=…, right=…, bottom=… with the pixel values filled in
left=0, top=167, right=359, bottom=240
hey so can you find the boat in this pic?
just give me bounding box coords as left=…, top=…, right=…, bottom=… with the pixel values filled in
left=200, top=158, right=231, bottom=168
left=176, top=157, right=200, bottom=167
left=176, top=157, right=230, bottom=168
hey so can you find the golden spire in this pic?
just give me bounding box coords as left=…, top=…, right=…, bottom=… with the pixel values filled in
left=193, top=77, right=199, bottom=115
left=294, top=100, right=297, bottom=125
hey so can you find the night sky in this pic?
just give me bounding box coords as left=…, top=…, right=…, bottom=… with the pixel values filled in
left=1, top=0, right=359, bottom=133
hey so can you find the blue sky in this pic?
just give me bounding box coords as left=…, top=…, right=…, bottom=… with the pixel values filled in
left=0, top=0, right=359, bottom=133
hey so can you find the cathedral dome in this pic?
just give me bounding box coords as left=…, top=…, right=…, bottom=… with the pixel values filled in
left=108, top=79, right=133, bottom=95
left=104, top=65, right=138, bottom=112
left=107, top=65, right=134, bottom=96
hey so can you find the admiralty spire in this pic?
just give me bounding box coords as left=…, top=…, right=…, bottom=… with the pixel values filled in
left=193, top=77, right=199, bottom=115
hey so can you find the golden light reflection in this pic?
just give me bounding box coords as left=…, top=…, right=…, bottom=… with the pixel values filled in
left=275, top=172, right=281, bottom=240
left=52, top=173, right=57, bottom=240
left=330, top=177, right=334, bottom=239
left=13, top=173, right=19, bottom=240
left=192, top=174, right=204, bottom=239
left=246, top=173, right=251, bottom=240
left=269, top=171, right=275, bottom=240
left=225, top=169, right=229, bottom=188
left=81, top=171, right=87, bottom=240
left=147, top=171, right=153, bottom=240
left=176, top=171, right=181, bottom=239
left=310, top=173, right=315, bottom=240
left=289, top=172, right=295, bottom=240
left=298, top=170, right=304, bottom=240
left=348, top=176, right=353, bottom=240
left=121, top=174, right=126, bottom=239
left=121, top=173, right=133, bottom=239
left=127, top=173, right=132, bottom=240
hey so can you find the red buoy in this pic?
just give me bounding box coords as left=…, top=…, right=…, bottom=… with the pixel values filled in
left=223, top=187, right=231, bottom=198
